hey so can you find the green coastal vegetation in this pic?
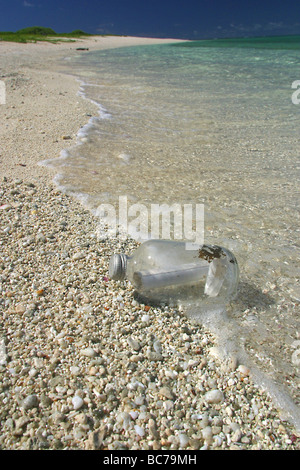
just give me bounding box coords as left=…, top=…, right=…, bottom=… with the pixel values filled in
left=174, top=34, right=300, bottom=50
left=0, top=26, right=94, bottom=43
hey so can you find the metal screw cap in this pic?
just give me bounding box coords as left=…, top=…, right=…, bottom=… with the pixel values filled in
left=109, top=253, right=127, bottom=280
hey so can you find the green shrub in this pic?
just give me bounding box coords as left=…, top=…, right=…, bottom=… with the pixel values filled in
left=16, top=26, right=57, bottom=36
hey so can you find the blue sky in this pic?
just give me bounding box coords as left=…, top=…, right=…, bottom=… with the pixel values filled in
left=1, top=0, right=300, bottom=39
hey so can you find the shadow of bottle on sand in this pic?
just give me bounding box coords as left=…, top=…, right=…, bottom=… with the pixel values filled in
left=233, top=280, right=276, bottom=312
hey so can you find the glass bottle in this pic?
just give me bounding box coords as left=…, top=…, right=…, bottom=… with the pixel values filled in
left=109, top=239, right=239, bottom=312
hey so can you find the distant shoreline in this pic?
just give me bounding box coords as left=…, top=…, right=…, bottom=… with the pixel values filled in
left=0, top=35, right=186, bottom=183
left=1, top=26, right=299, bottom=48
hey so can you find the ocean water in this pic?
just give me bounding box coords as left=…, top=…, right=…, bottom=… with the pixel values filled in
left=42, top=39, right=300, bottom=428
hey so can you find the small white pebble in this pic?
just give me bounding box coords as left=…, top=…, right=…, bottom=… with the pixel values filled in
left=70, top=366, right=80, bottom=375
left=178, top=433, right=189, bottom=448
left=214, top=435, right=223, bottom=447
left=0, top=338, right=8, bottom=366
left=238, top=365, right=250, bottom=376
left=72, top=252, right=85, bottom=261
left=135, top=395, right=144, bottom=406
left=28, top=368, right=38, bottom=377
left=129, top=410, right=139, bottom=420
left=205, top=389, right=224, bottom=404
left=165, top=369, right=177, bottom=379
left=72, top=396, right=84, bottom=410
left=134, top=425, right=145, bottom=437
left=202, top=426, right=213, bottom=443
left=80, top=347, right=96, bottom=357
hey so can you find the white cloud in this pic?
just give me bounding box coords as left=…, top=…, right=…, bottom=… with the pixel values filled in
left=23, top=1, right=34, bottom=7
left=214, top=21, right=300, bottom=37
left=96, top=23, right=115, bottom=34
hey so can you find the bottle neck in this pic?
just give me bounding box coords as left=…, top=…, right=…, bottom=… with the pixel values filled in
left=109, top=253, right=128, bottom=280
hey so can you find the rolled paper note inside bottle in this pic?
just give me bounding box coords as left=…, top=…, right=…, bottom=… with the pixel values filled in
left=132, top=263, right=209, bottom=290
